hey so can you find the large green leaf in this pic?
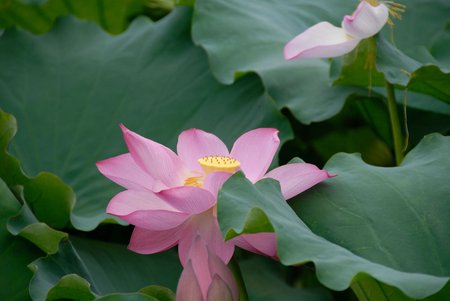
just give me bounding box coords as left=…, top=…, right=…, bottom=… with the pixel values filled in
left=29, top=237, right=181, bottom=301
left=0, top=178, right=43, bottom=301
left=192, top=0, right=450, bottom=122
left=217, top=134, right=450, bottom=299
left=0, top=7, right=290, bottom=231
left=376, top=36, right=450, bottom=103
left=7, top=201, right=68, bottom=254
left=240, top=257, right=333, bottom=301
left=0, top=0, right=173, bottom=34
left=0, top=110, right=75, bottom=229
left=192, top=0, right=357, bottom=124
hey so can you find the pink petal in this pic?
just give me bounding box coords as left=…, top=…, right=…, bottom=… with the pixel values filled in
left=119, top=210, right=189, bottom=231
left=232, top=233, right=278, bottom=259
left=230, top=128, right=280, bottom=183
left=96, top=153, right=155, bottom=191
left=177, top=129, right=229, bottom=172
left=264, top=163, right=334, bottom=200
left=207, top=275, right=234, bottom=301
left=181, top=235, right=238, bottom=301
left=120, top=124, right=186, bottom=189
left=207, top=251, right=239, bottom=301
left=189, top=236, right=213, bottom=300
left=128, top=226, right=182, bottom=254
left=178, top=210, right=234, bottom=266
left=159, top=186, right=216, bottom=214
left=107, top=190, right=179, bottom=214
left=342, top=1, right=389, bottom=39
left=284, top=22, right=360, bottom=60
left=177, top=260, right=204, bottom=301
left=203, top=172, right=232, bottom=197
left=107, top=190, right=189, bottom=230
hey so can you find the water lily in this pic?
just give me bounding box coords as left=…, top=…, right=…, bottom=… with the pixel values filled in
left=97, top=125, right=333, bottom=258
left=284, top=0, right=389, bottom=60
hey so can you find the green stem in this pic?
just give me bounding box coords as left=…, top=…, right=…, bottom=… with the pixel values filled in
left=229, top=257, right=249, bottom=301
left=385, top=80, right=403, bottom=165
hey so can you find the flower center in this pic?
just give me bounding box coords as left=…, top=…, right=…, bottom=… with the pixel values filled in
left=198, top=155, right=240, bottom=174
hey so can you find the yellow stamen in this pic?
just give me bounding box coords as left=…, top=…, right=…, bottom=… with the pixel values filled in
left=184, top=176, right=203, bottom=188
left=365, top=0, right=379, bottom=6
left=198, top=155, right=240, bottom=174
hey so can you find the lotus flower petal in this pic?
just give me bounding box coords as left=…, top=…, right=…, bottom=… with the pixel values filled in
left=107, top=189, right=179, bottom=214
left=107, top=190, right=189, bottom=230
left=177, top=235, right=238, bottom=301
left=207, top=275, right=234, bottom=301
left=177, top=129, right=229, bottom=172
left=203, top=172, right=232, bottom=197
left=342, top=1, right=389, bottom=39
left=177, top=260, right=204, bottom=301
left=178, top=211, right=234, bottom=266
left=159, top=186, right=216, bottom=214
left=264, top=163, right=334, bottom=199
left=128, top=226, right=183, bottom=254
left=232, top=232, right=277, bottom=258
left=96, top=154, right=155, bottom=191
left=120, top=124, right=186, bottom=189
left=284, top=22, right=360, bottom=60
left=230, top=128, right=279, bottom=183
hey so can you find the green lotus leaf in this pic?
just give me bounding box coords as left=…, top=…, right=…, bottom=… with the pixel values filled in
left=0, top=110, right=75, bottom=229
left=7, top=202, right=68, bottom=254
left=192, top=0, right=450, bottom=123
left=29, top=237, right=180, bottom=301
left=0, top=7, right=290, bottom=231
left=192, top=0, right=357, bottom=124
left=0, top=178, right=43, bottom=301
left=0, top=0, right=171, bottom=34
left=217, top=134, right=450, bottom=299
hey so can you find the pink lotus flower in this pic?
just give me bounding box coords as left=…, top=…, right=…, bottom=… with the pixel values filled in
left=97, top=126, right=333, bottom=300
left=284, top=1, right=389, bottom=60
left=97, top=125, right=332, bottom=259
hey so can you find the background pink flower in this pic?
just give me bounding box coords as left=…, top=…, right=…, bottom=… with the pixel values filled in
left=284, top=1, right=389, bottom=59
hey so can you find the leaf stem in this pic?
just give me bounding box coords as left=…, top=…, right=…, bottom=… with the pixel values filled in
left=385, top=80, right=403, bottom=165
left=229, top=257, right=249, bottom=301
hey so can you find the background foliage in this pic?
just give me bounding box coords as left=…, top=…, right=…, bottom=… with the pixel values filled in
left=0, top=0, right=448, bottom=300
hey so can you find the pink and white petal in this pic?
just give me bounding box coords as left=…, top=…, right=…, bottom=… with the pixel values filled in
left=230, top=128, right=280, bottom=183
left=107, top=190, right=179, bottom=216
left=203, top=172, right=232, bottom=197
left=342, top=2, right=389, bottom=39
left=264, top=163, right=334, bottom=200
left=207, top=275, right=235, bottom=301
left=284, top=22, right=360, bottom=60
left=120, top=124, right=186, bottom=188
left=232, top=233, right=278, bottom=259
left=177, top=260, right=204, bottom=301
left=96, top=153, right=155, bottom=191
left=158, top=186, right=216, bottom=214
left=128, top=226, right=182, bottom=254
left=177, top=129, right=229, bottom=172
